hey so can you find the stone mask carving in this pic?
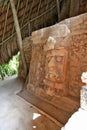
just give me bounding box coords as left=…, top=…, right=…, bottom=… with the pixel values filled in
left=44, top=37, right=68, bottom=95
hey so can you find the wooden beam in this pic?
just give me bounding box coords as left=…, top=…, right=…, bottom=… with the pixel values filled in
left=43, top=0, right=49, bottom=27
left=27, top=0, right=34, bottom=35
left=2, top=2, right=10, bottom=42
left=69, top=0, right=80, bottom=17
left=11, top=0, right=21, bottom=34
left=21, top=0, right=29, bottom=27
left=56, top=0, right=61, bottom=22
left=28, top=21, right=31, bottom=36
left=10, top=0, right=27, bottom=76
left=35, top=0, right=42, bottom=29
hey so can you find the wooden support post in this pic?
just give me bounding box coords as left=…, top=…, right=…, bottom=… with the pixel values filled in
left=10, top=0, right=27, bottom=76
left=69, top=0, right=79, bottom=17
left=56, top=0, right=60, bottom=22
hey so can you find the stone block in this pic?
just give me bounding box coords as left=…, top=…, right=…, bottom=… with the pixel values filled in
left=27, top=13, right=87, bottom=98
left=83, top=14, right=87, bottom=24
left=32, top=24, right=70, bottom=44
left=70, top=15, right=83, bottom=27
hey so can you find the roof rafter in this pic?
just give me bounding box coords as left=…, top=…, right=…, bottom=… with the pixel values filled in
left=11, top=0, right=21, bottom=34
left=10, top=0, right=27, bottom=76
left=21, top=0, right=29, bottom=27
left=0, top=3, right=56, bottom=46
left=2, top=2, right=10, bottom=42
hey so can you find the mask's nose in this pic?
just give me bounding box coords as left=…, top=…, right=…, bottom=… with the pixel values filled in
left=48, top=57, right=56, bottom=67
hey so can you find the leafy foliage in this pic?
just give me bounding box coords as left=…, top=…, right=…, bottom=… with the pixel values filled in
left=0, top=52, right=20, bottom=79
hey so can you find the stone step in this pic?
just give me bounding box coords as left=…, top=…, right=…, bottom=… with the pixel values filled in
left=18, top=90, right=79, bottom=126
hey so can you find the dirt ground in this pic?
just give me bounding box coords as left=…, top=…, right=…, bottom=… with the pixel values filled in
left=0, top=75, right=60, bottom=130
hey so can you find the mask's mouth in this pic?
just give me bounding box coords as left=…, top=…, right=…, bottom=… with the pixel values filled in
left=45, top=73, right=62, bottom=82
left=45, top=67, right=64, bottom=82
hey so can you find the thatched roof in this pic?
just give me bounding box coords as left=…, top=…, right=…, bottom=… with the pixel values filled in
left=0, top=0, right=8, bottom=5
left=0, top=0, right=58, bottom=46
left=0, top=0, right=87, bottom=65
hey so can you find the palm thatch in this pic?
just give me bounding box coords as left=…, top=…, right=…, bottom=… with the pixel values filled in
left=0, top=35, right=18, bottom=65
left=0, top=0, right=87, bottom=65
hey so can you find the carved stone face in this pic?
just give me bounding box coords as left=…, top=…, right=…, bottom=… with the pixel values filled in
left=44, top=48, right=68, bottom=95
left=45, top=49, right=67, bottom=82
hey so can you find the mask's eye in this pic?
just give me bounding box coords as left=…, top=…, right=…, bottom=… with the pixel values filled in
left=46, top=56, right=53, bottom=63
left=56, top=56, right=64, bottom=62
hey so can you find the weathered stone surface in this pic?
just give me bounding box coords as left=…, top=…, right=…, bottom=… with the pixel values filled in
left=32, top=24, right=70, bottom=44
left=60, top=13, right=87, bottom=35
left=27, top=13, right=87, bottom=98
left=70, top=15, right=83, bottom=27
left=69, top=34, right=87, bottom=97
left=28, top=36, right=69, bottom=96
left=83, top=13, right=87, bottom=24
left=44, top=47, right=68, bottom=96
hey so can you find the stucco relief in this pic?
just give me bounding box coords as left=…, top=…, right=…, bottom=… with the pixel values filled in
left=27, top=14, right=87, bottom=98
left=69, top=34, right=87, bottom=97
left=43, top=37, right=68, bottom=95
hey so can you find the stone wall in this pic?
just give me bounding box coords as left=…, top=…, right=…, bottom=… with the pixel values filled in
left=18, top=37, right=32, bottom=80
left=27, top=13, right=87, bottom=98
left=69, top=34, right=87, bottom=97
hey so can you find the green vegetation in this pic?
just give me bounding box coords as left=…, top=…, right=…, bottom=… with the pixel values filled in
left=0, top=52, right=20, bottom=80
